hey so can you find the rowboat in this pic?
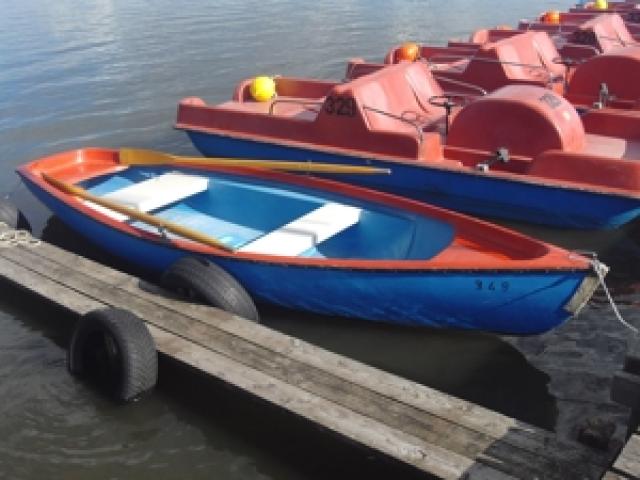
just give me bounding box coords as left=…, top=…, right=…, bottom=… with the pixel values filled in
left=176, top=60, right=640, bottom=229
left=17, top=148, right=603, bottom=334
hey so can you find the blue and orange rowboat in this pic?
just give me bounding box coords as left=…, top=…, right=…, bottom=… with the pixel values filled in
left=18, top=148, right=603, bottom=334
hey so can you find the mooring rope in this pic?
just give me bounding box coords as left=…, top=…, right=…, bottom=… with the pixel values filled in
left=0, top=222, right=41, bottom=248
left=573, top=250, right=638, bottom=335
left=592, top=258, right=638, bottom=335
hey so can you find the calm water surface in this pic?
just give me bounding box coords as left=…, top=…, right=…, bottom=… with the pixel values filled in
left=2, top=0, right=638, bottom=478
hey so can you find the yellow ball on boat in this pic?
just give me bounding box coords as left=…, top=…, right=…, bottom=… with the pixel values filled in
left=594, top=0, right=608, bottom=9
left=250, top=76, right=276, bottom=102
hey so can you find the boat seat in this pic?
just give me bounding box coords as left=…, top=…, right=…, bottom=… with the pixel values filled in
left=238, top=202, right=361, bottom=256
left=439, top=31, right=565, bottom=93
left=570, top=13, right=635, bottom=52
left=584, top=134, right=640, bottom=159
left=85, top=172, right=209, bottom=222
left=218, top=97, right=321, bottom=122
left=351, top=61, right=445, bottom=135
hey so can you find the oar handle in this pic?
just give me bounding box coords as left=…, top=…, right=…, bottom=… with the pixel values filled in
left=41, top=173, right=235, bottom=252
left=173, top=158, right=391, bottom=174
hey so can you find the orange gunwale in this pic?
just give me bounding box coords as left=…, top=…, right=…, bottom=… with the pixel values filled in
left=18, top=148, right=592, bottom=272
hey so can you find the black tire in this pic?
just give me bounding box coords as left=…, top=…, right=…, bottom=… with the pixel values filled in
left=162, top=256, right=260, bottom=322
left=0, top=199, right=30, bottom=231
left=68, top=308, right=158, bottom=402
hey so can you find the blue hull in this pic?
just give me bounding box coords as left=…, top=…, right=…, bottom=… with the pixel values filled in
left=24, top=181, right=589, bottom=335
left=186, top=131, right=640, bottom=229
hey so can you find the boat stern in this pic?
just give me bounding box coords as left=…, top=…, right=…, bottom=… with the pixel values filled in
left=564, top=260, right=608, bottom=316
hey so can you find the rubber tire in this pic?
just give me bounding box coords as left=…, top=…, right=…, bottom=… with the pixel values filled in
left=68, top=308, right=158, bottom=402
left=0, top=199, right=30, bottom=231
left=162, top=256, right=260, bottom=322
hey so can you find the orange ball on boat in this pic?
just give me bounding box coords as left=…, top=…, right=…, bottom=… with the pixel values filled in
left=542, top=10, right=561, bottom=24
left=396, top=42, right=420, bottom=62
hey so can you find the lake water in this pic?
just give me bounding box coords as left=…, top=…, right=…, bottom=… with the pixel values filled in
left=2, top=0, right=639, bottom=478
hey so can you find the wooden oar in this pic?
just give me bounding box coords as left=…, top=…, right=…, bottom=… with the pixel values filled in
left=41, top=173, right=234, bottom=252
left=119, top=148, right=391, bottom=175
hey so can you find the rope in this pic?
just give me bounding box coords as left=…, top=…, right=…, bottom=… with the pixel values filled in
left=0, top=223, right=41, bottom=248
left=591, top=258, right=638, bottom=335
left=573, top=250, right=638, bottom=335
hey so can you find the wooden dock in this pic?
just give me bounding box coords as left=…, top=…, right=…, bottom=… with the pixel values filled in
left=607, top=343, right=640, bottom=479
left=605, top=433, right=640, bottom=479
left=0, top=227, right=614, bottom=479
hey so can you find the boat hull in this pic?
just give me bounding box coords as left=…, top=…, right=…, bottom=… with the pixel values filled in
left=185, top=130, right=640, bottom=230
left=23, top=178, right=592, bottom=335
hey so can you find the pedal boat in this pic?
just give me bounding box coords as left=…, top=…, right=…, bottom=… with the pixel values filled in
left=381, top=18, right=640, bottom=110
left=176, top=61, right=640, bottom=229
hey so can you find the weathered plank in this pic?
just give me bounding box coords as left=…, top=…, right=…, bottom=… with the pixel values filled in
left=610, top=435, right=640, bottom=479
left=0, top=238, right=608, bottom=479
left=602, top=472, right=631, bottom=480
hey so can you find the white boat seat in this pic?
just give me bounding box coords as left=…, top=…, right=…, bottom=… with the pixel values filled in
left=85, top=172, right=209, bottom=221
left=238, top=202, right=361, bottom=256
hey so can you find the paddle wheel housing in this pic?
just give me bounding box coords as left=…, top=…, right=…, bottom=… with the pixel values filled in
left=447, top=85, right=585, bottom=158
left=568, top=46, right=640, bottom=108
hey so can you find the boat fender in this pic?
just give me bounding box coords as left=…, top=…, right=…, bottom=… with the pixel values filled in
left=68, top=308, right=158, bottom=402
left=0, top=199, right=31, bottom=231
left=162, top=256, right=260, bottom=322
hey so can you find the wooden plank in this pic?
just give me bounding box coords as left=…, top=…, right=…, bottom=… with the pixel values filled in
left=0, top=240, right=607, bottom=479
left=148, top=326, right=486, bottom=479
left=0, top=255, right=487, bottom=478
left=602, top=472, right=632, bottom=480
left=0, top=241, right=607, bottom=478
left=7, top=242, right=596, bottom=449
left=0, top=250, right=486, bottom=478
left=0, top=246, right=546, bottom=478
left=611, top=435, right=640, bottom=480
left=15, top=242, right=610, bottom=469
left=0, top=255, right=102, bottom=315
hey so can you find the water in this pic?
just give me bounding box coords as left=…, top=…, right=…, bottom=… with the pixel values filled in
left=1, top=0, right=639, bottom=478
